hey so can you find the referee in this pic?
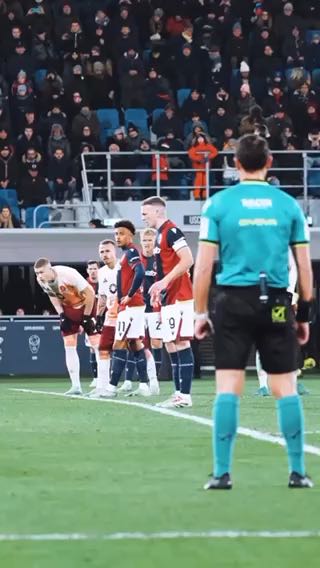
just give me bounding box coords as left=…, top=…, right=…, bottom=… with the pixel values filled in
left=193, top=134, right=313, bottom=490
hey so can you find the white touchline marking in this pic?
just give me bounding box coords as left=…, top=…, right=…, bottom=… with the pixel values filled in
left=10, top=388, right=320, bottom=457
left=0, top=530, right=320, bottom=541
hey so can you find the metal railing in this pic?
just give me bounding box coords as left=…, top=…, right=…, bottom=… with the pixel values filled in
left=79, top=149, right=320, bottom=213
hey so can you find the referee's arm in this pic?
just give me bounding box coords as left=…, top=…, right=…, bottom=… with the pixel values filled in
left=292, top=245, right=313, bottom=302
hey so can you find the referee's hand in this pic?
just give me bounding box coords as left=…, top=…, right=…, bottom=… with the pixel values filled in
left=296, top=322, right=309, bottom=345
left=194, top=318, right=214, bottom=340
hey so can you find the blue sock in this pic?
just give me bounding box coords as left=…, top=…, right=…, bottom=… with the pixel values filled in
left=110, top=350, right=127, bottom=387
left=277, top=395, right=305, bottom=476
left=152, top=348, right=162, bottom=377
left=213, top=393, right=239, bottom=478
left=134, top=349, right=148, bottom=383
left=89, top=351, right=97, bottom=379
left=125, top=351, right=136, bottom=381
left=169, top=351, right=180, bottom=391
left=178, top=347, right=194, bottom=395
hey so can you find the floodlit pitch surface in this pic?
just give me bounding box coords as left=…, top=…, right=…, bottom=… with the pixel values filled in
left=1, top=377, right=320, bottom=567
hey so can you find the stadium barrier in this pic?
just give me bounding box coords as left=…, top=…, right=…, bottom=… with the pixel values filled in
left=0, top=317, right=90, bottom=376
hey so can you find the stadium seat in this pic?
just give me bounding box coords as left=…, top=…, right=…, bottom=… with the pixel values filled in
left=124, top=108, right=148, bottom=135
left=306, top=30, right=320, bottom=44
left=177, top=88, right=191, bottom=108
left=25, top=206, right=49, bottom=228
left=143, top=49, right=151, bottom=65
left=97, top=108, right=120, bottom=144
left=152, top=108, right=164, bottom=128
left=312, top=68, right=320, bottom=87
left=34, top=69, right=48, bottom=89
left=0, top=189, right=18, bottom=208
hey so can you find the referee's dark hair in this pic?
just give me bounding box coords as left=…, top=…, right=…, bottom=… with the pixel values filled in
left=114, top=219, right=136, bottom=235
left=235, top=134, right=271, bottom=172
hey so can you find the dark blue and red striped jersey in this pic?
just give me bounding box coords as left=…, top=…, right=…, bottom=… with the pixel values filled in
left=141, top=254, right=157, bottom=313
left=154, top=220, right=193, bottom=305
left=117, top=244, right=145, bottom=308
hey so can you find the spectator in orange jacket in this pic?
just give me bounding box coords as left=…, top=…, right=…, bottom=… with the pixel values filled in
left=151, top=142, right=169, bottom=182
left=188, top=134, right=218, bottom=199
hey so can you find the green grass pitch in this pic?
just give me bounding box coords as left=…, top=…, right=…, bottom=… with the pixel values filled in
left=1, top=375, right=320, bottom=567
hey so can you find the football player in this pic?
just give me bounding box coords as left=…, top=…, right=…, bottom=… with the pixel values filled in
left=141, top=197, right=194, bottom=407
left=34, top=258, right=98, bottom=395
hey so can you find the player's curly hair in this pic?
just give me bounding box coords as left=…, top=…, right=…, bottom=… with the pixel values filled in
left=114, top=219, right=136, bottom=235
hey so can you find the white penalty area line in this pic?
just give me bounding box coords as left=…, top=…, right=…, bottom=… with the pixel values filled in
left=11, top=388, right=320, bottom=458
left=1, top=530, right=320, bottom=541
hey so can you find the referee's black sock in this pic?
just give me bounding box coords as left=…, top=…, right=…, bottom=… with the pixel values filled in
left=178, top=347, right=194, bottom=395
left=110, top=350, right=127, bottom=387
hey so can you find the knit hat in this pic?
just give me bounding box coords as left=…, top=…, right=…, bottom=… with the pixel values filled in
left=240, top=61, right=250, bottom=73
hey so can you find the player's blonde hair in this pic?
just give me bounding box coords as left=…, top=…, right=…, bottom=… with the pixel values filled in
left=140, top=228, right=156, bottom=239
left=34, top=257, right=51, bottom=270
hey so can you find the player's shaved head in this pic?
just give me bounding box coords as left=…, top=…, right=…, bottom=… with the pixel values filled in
left=99, top=239, right=116, bottom=247
left=34, top=257, right=51, bottom=270
left=142, top=197, right=166, bottom=208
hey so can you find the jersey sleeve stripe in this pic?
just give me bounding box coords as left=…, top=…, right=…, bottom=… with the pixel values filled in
left=199, top=239, right=219, bottom=246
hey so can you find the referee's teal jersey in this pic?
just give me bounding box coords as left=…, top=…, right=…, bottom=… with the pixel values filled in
left=199, top=181, right=309, bottom=288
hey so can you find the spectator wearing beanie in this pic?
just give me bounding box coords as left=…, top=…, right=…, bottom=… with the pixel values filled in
left=175, top=43, right=200, bottom=89
left=148, top=7, right=166, bottom=45
left=48, top=124, right=71, bottom=159
left=87, top=62, right=115, bottom=109
left=72, top=124, right=100, bottom=155
left=0, top=145, right=17, bottom=189
left=106, top=128, right=129, bottom=152
left=127, top=123, right=145, bottom=151
left=20, top=146, right=44, bottom=177
left=274, top=2, right=304, bottom=43
left=18, top=164, right=50, bottom=208
left=225, top=21, right=249, bottom=69
left=262, top=83, right=288, bottom=117
left=6, top=42, right=34, bottom=82
left=249, top=26, right=277, bottom=61
left=252, top=44, right=282, bottom=81
left=236, top=83, right=256, bottom=120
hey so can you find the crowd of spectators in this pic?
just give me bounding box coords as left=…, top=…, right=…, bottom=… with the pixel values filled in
left=0, top=0, right=320, bottom=220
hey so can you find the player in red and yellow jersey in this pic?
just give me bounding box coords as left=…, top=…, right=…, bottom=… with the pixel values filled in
left=141, top=196, right=194, bottom=408
left=34, top=257, right=99, bottom=395
left=103, top=219, right=151, bottom=398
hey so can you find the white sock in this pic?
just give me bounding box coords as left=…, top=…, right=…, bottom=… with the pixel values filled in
left=256, top=351, right=268, bottom=389
left=146, top=350, right=158, bottom=383
left=95, top=351, right=110, bottom=391
left=65, top=346, right=81, bottom=389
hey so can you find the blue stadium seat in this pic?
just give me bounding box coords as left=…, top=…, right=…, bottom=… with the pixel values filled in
left=152, top=108, right=164, bottom=128
left=143, top=49, right=151, bottom=65
left=124, top=108, right=148, bottom=135
left=25, top=206, right=49, bottom=228
left=0, top=189, right=18, bottom=208
left=312, top=68, right=320, bottom=87
left=97, top=108, right=120, bottom=145
left=34, top=69, right=48, bottom=88
left=177, top=88, right=191, bottom=108
left=306, top=30, right=320, bottom=44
